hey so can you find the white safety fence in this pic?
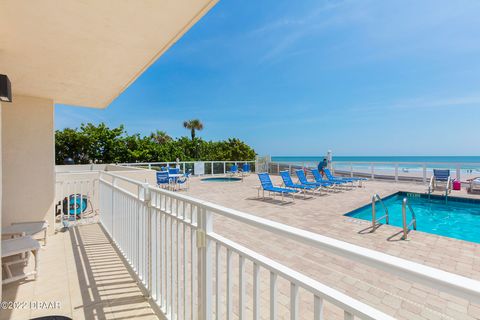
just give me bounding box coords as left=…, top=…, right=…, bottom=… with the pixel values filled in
left=120, top=160, right=256, bottom=176
left=269, top=161, right=480, bottom=183
left=55, top=171, right=100, bottom=230
left=96, top=171, right=480, bottom=320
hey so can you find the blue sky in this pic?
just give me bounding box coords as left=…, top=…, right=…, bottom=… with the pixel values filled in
left=56, top=0, right=480, bottom=156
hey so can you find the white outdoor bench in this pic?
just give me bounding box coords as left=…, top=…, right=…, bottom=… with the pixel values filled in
left=2, top=236, right=40, bottom=284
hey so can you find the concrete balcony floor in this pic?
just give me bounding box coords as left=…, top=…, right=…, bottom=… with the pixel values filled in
left=1, top=224, right=158, bottom=320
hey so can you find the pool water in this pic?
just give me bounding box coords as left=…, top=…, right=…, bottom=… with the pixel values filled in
left=345, top=192, right=480, bottom=244
left=201, top=177, right=242, bottom=182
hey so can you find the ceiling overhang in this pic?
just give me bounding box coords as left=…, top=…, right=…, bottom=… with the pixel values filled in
left=0, top=0, right=218, bottom=108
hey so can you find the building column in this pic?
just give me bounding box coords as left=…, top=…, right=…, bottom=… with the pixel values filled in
left=2, top=95, right=55, bottom=235
left=0, top=101, right=2, bottom=300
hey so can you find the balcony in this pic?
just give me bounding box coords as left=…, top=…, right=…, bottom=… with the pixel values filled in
left=3, top=164, right=480, bottom=320
left=1, top=223, right=158, bottom=320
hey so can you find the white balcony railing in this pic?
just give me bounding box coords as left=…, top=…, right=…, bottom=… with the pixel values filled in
left=120, top=160, right=257, bottom=176
left=269, top=160, right=480, bottom=183
left=95, top=171, right=480, bottom=319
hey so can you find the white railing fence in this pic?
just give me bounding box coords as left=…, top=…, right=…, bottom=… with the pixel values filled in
left=268, top=161, right=480, bottom=183
left=120, top=160, right=256, bottom=176
left=55, top=171, right=100, bottom=230
left=97, top=171, right=480, bottom=320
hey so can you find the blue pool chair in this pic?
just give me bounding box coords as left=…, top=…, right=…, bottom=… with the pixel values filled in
left=311, top=169, right=350, bottom=189
left=156, top=171, right=173, bottom=189
left=241, top=163, right=251, bottom=175
left=257, top=173, right=297, bottom=202
left=324, top=168, right=362, bottom=187
left=280, top=171, right=318, bottom=197
left=228, top=165, right=239, bottom=175
left=168, top=167, right=180, bottom=175
left=295, top=169, right=333, bottom=190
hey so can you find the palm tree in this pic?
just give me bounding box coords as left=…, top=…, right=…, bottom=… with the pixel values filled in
left=183, top=119, right=204, bottom=141
left=150, top=130, right=172, bottom=144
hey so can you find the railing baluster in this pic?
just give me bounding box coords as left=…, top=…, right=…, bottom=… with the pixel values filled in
left=198, top=208, right=213, bottom=319
left=270, top=272, right=277, bottom=320
left=290, top=283, right=299, bottom=320
left=177, top=204, right=181, bottom=318
left=165, top=214, right=170, bottom=316
left=161, top=208, right=166, bottom=309
left=191, top=205, right=197, bottom=320
left=253, top=262, right=260, bottom=320
left=239, top=255, right=245, bottom=319
left=314, top=295, right=324, bottom=320
left=183, top=203, right=187, bottom=320
left=344, top=311, right=354, bottom=320
left=226, top=248, right=233, bottom=320
left=170, top=214, right=174, bottom=318
left=216, top=243, right=222, bottom=319
left=156, top=198, right=161, bottom=304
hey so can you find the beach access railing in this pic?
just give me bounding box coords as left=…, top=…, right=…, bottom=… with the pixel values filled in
left=97, top=170, right=480, bottom=319
left=268, top=161, right=480, bottom=183
left=120, top=160, right=256, bottom=176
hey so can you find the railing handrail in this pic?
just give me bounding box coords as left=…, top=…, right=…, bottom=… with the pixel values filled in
left=120, top=160, right=256, bottom=166
left=371, top=194, right=389, bottom=231
left=210, top=232, right=394, bottom=320
left=402, top=198, right=417, bottom=240
left=99, top=170, right=480, bottom=304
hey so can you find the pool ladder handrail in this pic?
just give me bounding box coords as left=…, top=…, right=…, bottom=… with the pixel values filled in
left=371, top=194, right=389, bottom=232
left=428, top=176, right=434, bottom=198
left=428, top=175, right=451, bottom=203
left=445, top=176, right=451, bottom=203
left=402, top=197, right=417, bottom=240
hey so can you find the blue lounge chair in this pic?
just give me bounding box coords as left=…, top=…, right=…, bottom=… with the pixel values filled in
left=168, top=167, right=180, bottom=175
left=280, top=171, right=318, bottom=197
left=324, top=168, right=366, bottom=182
left=324, top=168, right=367, bottom=187
left=311, top=169, right=351, bottom=189
left=295, top=169, right=333, bottom=190
left=257, top=173, right=297, bottom=202
left=241, top=163, right=251, bottom=175
left=156, top=171, right=173, bottom=189
left=228, top=164, right=239, bottom=176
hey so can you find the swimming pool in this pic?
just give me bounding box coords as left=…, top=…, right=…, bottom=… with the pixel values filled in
left=201, top=177, right=242, bottom=182
left=345, top=192, right=480, bottom=244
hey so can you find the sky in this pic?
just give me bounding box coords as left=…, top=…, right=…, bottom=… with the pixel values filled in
left=56, top=0, right=480, bottom=156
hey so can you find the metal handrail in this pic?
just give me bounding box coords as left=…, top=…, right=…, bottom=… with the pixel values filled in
left=445, top=176, right=452, bottom=202
left=371, top=194, right=389, bottom=231
left=428, top=175, right=451, bottom=202
left=402, top=197, right=417, bottom=240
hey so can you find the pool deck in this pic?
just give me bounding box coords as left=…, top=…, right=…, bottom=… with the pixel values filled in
left=185, top=175, right=480, bottom=319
